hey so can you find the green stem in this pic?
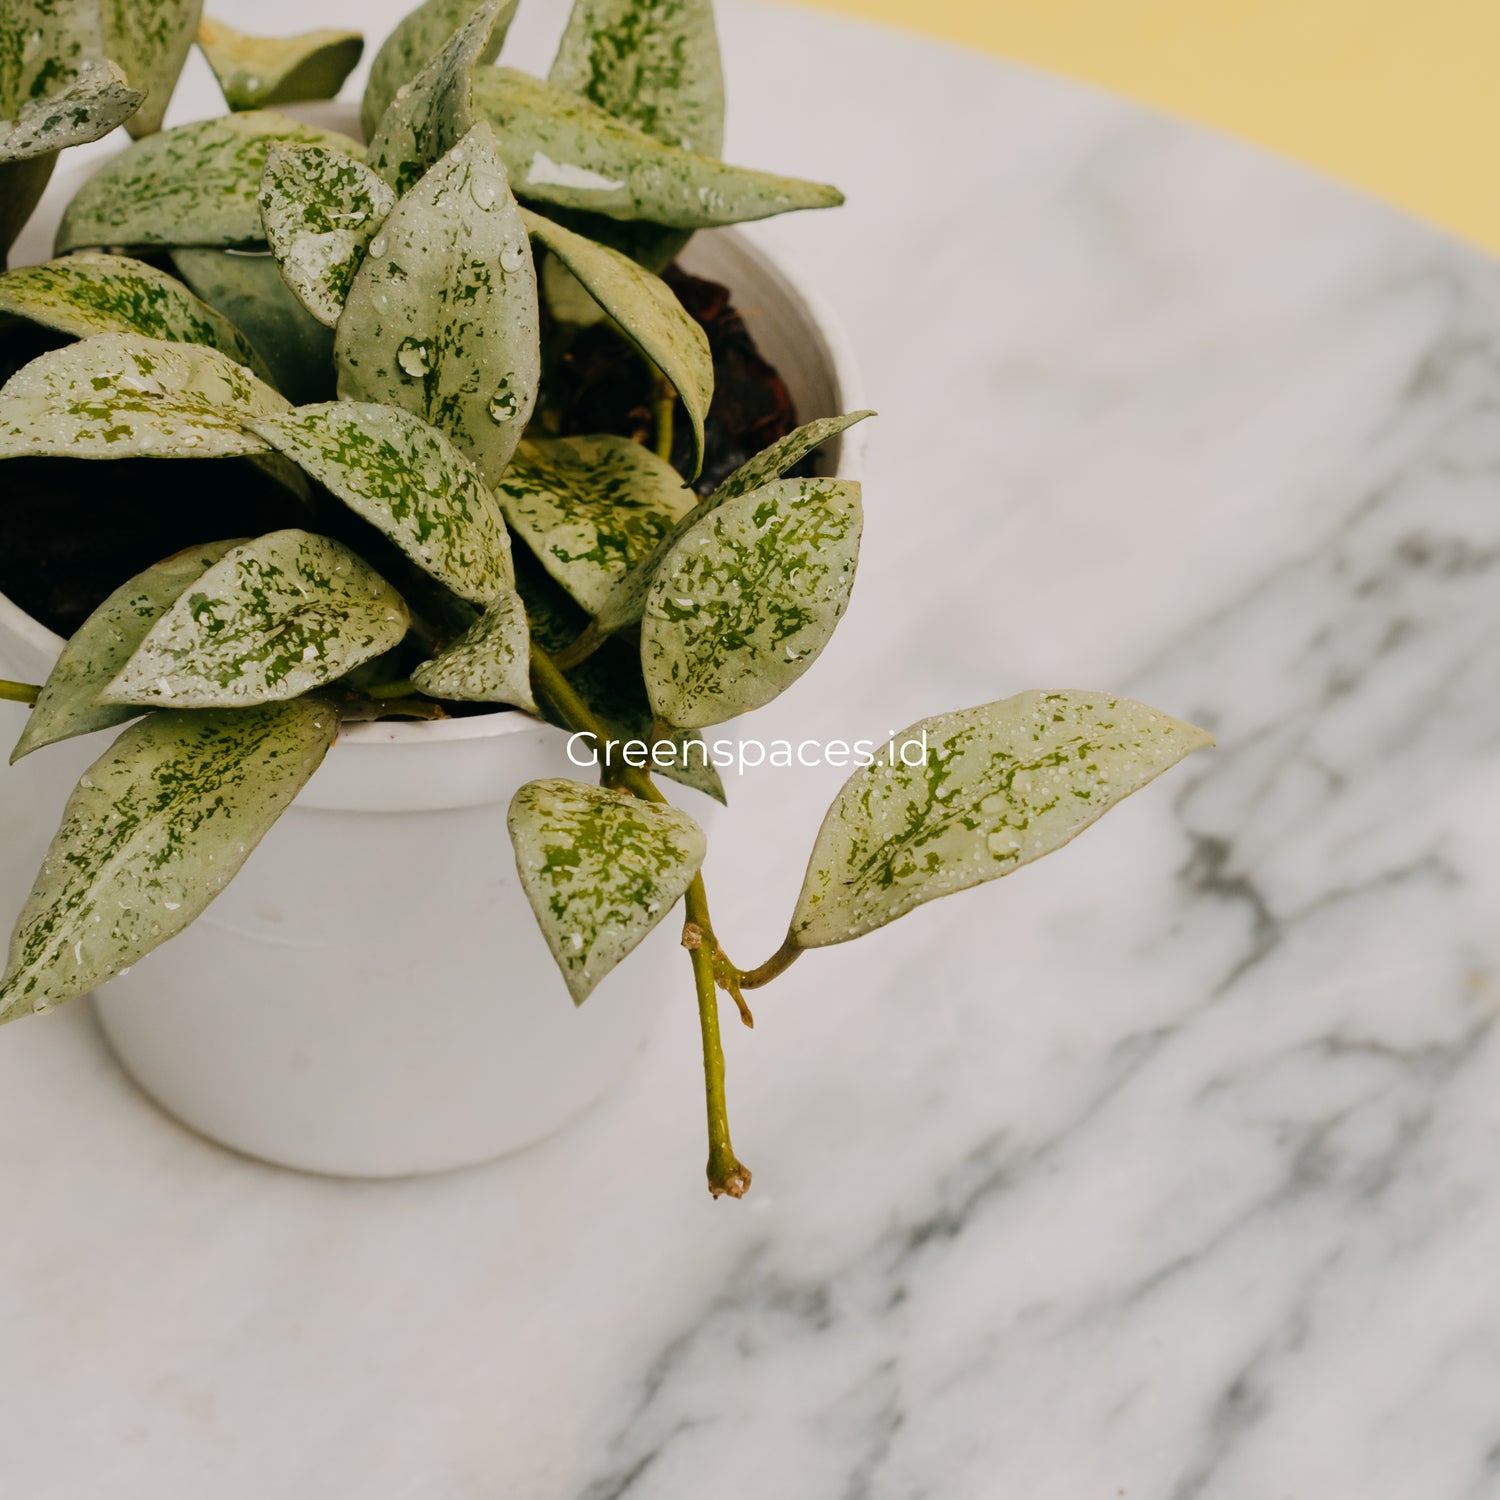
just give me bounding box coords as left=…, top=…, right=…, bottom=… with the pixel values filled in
left=552, top=620, right=607, bottom=672
left=738, top=935, right=802, bottom=990
left=653, top=372, right=677, bottom=466
left=0, top=679, right=40, bottom=705
left=363, top=678, right=417, bottom=701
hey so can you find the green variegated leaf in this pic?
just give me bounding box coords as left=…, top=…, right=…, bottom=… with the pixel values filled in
left=11, top=541, right=241, bottom=762
left=498, top=434, right=696, bottom=615
left=0, top=699, right=338, bottom=1021
left=0, top=154, right=54, bottom=265
left=0, top=331, right=288, bottom=459
left=360, top=0, right=514, bottom=143
left=508, top=777, right=705, bottom=1004
left=198, top=16, right=363, bottom=112
left=550, top=0, right=723, bottom=155
left=0, top=253, right=267, bottom=375
left=170, top=248, right=334, bottom=407
left=259, top=146, right=396, bottom=327
left=335, top=122, right=539, bottom=486
left=247, top=401, right=513, bottom=605
left=472, top=68, right=842, bottom=229
left=105, top=0, right=202, bottom=138
left=0, top=59, right=143, bottom=163
left=641, top=477, right=862, bottom=729
left=365, top=0, right=506, bottom=196
left=594, top=412, right=875, bottom=635
left=100, top=529, right=409, bottom=708
left=710, top=410, right=874, bottom=503
left=790, top=692, right=1215, bottom=949
left=521, top=208, right=711, bottom=478
left=56, top=110, right=364, bottom=252
left=410, top=587, right=533, bottom=707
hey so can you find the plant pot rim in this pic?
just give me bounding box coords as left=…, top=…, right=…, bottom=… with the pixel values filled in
left=0, top=228, right=865, bottom=750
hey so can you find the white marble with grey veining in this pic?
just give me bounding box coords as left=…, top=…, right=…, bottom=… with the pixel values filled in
left=5, top=2, right=1500, bottom=1496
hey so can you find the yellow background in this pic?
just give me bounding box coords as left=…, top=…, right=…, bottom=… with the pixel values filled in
left=798, top=0, right=1497, bottom=256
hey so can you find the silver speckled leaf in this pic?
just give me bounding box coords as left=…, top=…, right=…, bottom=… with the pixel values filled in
left=497, top=434, right=696, bottom=615
left=0, top=60, right=143, bottom=164
left=641, top=477, right=862, bottom=729
left=56, top=110, right=363, bottom=252
left=100, top=529, right=410, bottom=708
left=360, top=0, right=514, bottom=143
left=335, top=122, right=540, bottom=486
left=11, top=541, right=242, bottom=762
left=508, top=777, right=706, bottom=1004
left=410, top=587, right=533, bottom=707
left=0, top=331, right=288, bottom=459
left=0, top=699, right=338, bottom=1021
left=0, top=253, right=267, bottom=375
left=248, top=402, right=513, bottom=605
left=365, top=0, right=506, bottom=196
left=198, top=17, right=363, bottom=113
left=791, top=692, right=1215, bottom=949
left=521, top=208, right=711, bottom=477
left=472, top=68, right=842, bottom=229
left=550, top=0, right=723, bottom=155
left=259, top=146, right=396, bottom=328
left=104, top=0, right=202, bottom=138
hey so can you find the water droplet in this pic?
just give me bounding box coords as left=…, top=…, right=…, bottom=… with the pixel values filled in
left=397, top=338, right=431, bottom=378
left=500, top=243, right=527, bottom=273
left=470, top=173, right=501, bottom=209
left=369, top=235, right=388, bottom=258
left=488, top=385, right=519, bottom=421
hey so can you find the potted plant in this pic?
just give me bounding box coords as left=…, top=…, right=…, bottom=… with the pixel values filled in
left=0, top=0, right=1212, bottom=1196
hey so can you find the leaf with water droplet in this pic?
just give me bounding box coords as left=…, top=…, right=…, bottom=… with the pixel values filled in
left=101, top=0, right=203, bottom=138
left=473, top=67, right=842, bottom=229
left=247, top=401, right=513, bottom=605
left=365, top=0, right=509, bottom=196
left=0, top=331, right=289, bottom=460
left=11, top=542, right=243, bottom=763
left=497, top=434, right=696, bottom=615
left=199, top=16, right=363, bottom=113
left=259, top=145, right=395, bottom=328
left=56, top=110, right=363, bottom=253
left=508, top=777, right=706, bottom=1004
left=789, top=692, right=1214, bottom=949
left=411, top=587, right=533, bottom=707
left=0, top=699, right=339, bottom=1022
left=0, top=253, right=268, bottom=376
left=336, top=122, right=540, bottom=485
left=640, top=477, right=862, bottom=728
left=521, top=208, right=712, bottom=478
left=361, top=0, right=516, bottom=143
left=100, top=529, right=409, bottom=708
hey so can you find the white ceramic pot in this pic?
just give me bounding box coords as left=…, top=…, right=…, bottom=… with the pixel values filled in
left=0, top=230, right=864, bottom=1177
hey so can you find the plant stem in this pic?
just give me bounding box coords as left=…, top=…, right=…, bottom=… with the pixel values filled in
left=0, top=680, right=40, bottom=705
left=653, top=373, right=677, bottom=466
left=364, top=678, right=417, bottom=700
left=552, top=620, right=606, bottom=672
left=739, top=935, right=802, bottom=990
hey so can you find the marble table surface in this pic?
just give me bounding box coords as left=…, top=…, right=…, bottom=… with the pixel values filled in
left=6, top=2, right=1500, bottom=1495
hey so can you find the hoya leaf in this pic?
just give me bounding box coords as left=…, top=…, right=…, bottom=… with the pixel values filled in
left=170, top=248, right=334, bottom=407
left=410, top=587, right=533, bottom=708
left=198, top=17, right=363, bottom=112
left=641, top=477, right=862, bottom=729
left=593, top=411, right=876, bottom=635
left=0, top=59, right=143, bottom=164
left=0, top=331, right=288, bottom=460
left=790, top=692, right=1215, bottom=949
left=550, top=0, right=724, bottom=156
left=100, top=529, right=410, bottom=708
left=104, top=0, right=203, bottom=138
left=335, top=122, right=540, bottom=486
left=11, top=541, right=241, bottom=762
left=472, top=68, right=842, bottom=229
left=259, top=146, right=396, bottom=328
left=497, top=434, right=696, bottom=615
left=56, top=110, right=364, bottom=253
left=0, top=253, right=267, bottom=376
left=0, top=699, right=338, bottom=1021
left=247, top=401, right=513, bottom=605
left=0, top=154, right=55, bottom=266
left=361, top=0, right=515, bottom=144
left=709, top=410, right=875, bottom=504
left=507, top=777, right=706, bottom=1004
left=521, top=208, right=711, bottom=477
left=365, top=0, right=507, bottom=196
